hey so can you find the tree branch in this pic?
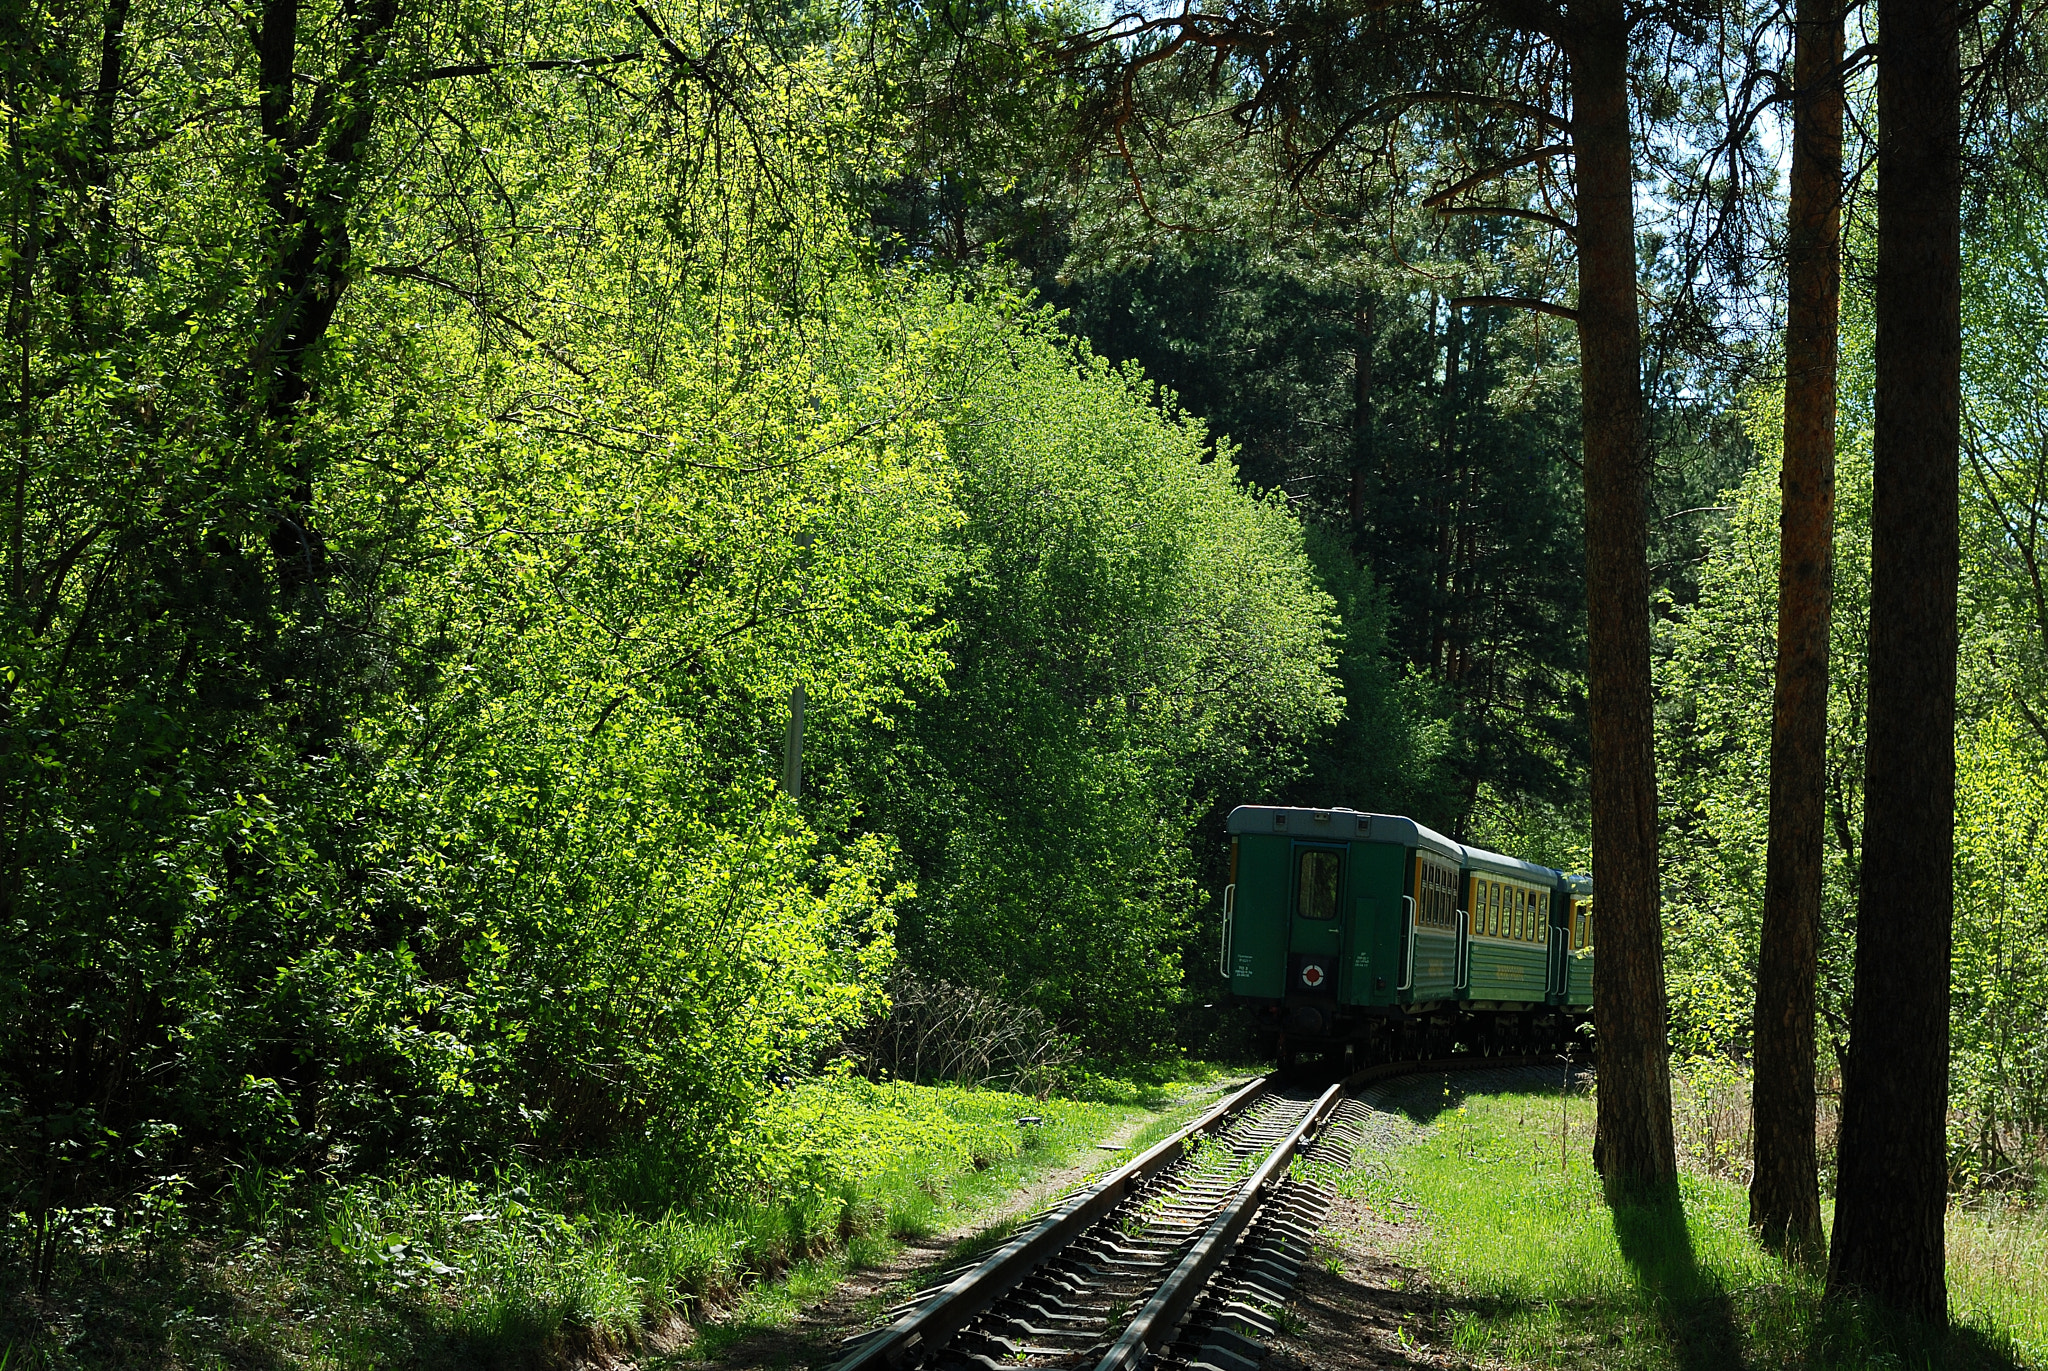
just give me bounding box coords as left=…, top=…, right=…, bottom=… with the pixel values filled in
left=1431, top=203, right=1577, bottom=236
left=1484, top=0, right=1575, bottom=49
left=1451, top=294, right=1579, bottom=320
left=1423, top=142, right=1572, bottom=207
left=1370, top=89, right=1572, bottom=133
left=368, top=265, right=592, bottom=378
left=403, top=50, right=644, bottom=83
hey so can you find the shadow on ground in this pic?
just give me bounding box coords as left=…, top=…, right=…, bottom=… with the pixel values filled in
left=1609, top=1177, right=1745, bottom=1371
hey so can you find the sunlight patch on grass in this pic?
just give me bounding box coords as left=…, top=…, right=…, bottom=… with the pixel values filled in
left=1951, top=1204, right=2048, bottom=1366
left=1355, top=1088, right=2042, bottom=1370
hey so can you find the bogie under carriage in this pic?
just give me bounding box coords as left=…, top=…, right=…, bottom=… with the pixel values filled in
left=1220, top=806, right=1593, bottom=1065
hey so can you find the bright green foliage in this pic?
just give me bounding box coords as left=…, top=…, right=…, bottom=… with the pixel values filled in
left=1043, top=229, right=1593, bottom=839
left=1659, top=190, right=2048, bottom=1185
left=0, top=0, right=962, bottom=1192
left=0, top=0, right=1341, bottom=1268
left=864, top=319, right=1343, bottom=1052
left=1952, top=718, right=2048, bottom=1190
left=1657, top=411, right=1872, bottom=1063
left=2, top=1076, right=1168, bottom=1366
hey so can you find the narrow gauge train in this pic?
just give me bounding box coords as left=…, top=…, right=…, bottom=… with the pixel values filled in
left=1219, top=806, right=1594, bottom=1066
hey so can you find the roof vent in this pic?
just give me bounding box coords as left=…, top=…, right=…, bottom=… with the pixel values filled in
left=1313, top=811, right=1330, bottom=823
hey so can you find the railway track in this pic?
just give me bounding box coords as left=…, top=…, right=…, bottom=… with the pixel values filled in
left=830, top=1054, right=1547, bottom=1371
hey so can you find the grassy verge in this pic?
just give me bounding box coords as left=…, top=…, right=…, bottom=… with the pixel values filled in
left=3, top=1067, right=1240, bottom=1370
left=679, top=1065, right=1251, bottom=1363
left=1346, top=1085, right=2045, bottom=1369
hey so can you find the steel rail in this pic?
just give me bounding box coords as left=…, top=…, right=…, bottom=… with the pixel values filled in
left=1089, top=1082, right=1345, bottom=1371
left=829, top=1074, right=1273, bottom=1371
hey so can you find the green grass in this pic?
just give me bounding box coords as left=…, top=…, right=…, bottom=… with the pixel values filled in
left=1350, top=1088, right=2044, bottom=1370
left=3, top=1069, right=1243, bottom=1370
left=1951, top=1203, right=2048, bottom=1365
left=666, top=1069, right=1249, bottom=1360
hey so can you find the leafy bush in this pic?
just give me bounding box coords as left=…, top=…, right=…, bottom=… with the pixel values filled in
left=0, top=1077, right=1152, bottom=1365
left=859, top=316, right=1342, bottom=1055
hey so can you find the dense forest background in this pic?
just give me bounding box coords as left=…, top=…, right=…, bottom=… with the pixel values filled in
left=4, top=0, right=2047, bottom=1341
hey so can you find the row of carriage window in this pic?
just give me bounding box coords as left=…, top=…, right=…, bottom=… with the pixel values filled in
left=1418, top=863, right=1596, bottom=950
left=1472, top=878, right=1549, bottom=944
left=1294, top=848, right=1594, bottom=951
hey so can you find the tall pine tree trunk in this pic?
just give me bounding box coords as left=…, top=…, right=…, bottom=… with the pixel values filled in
left=1573, top=2, right=1677, bottom=1189
left=1825, top=0, right=1958, bottom=1318
left=1750, top=0, right=1843, bottom=1260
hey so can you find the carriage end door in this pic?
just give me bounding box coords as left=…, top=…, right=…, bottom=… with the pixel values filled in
left=1287, top=844, right=1346, bottom=997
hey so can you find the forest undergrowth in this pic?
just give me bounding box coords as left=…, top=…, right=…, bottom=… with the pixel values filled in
left=0, top=1067, right=1232, bottom=1369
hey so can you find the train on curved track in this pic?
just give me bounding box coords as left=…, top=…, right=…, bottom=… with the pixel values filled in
left=1221, top=806, right=1594, bottom=1067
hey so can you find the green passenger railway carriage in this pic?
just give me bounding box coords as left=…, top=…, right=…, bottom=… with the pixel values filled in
left=1220, top=806, right=1594, bottom=1065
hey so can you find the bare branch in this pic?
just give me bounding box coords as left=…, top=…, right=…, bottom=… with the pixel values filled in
left=1372, top=89, right=1572, bottom=133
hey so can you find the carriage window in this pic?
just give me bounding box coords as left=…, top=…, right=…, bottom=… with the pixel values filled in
left=1514, top=888, right=1527, bottom=940
left=1489, top=882, right=1501, bottom=936
left=1537, top=893, right=1548, bottom=944
left=1298, top=850, right=1341, bottom=919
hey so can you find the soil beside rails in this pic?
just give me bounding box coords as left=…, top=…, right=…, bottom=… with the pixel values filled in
left=1327, top=1071, right=2045, bottom=1370
left=0, top=1068, right=1244, bottom=1370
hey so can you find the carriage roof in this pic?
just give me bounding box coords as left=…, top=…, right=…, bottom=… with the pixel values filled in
left=1224, top=806, right=1462, bottom=863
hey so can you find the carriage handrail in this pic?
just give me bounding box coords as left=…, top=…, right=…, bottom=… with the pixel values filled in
left=1219, top=883, right=1236, bottom=978
left=1396, top=895, right=1416, bottom=991
left=1454, top=905, right=1470, bottom=991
